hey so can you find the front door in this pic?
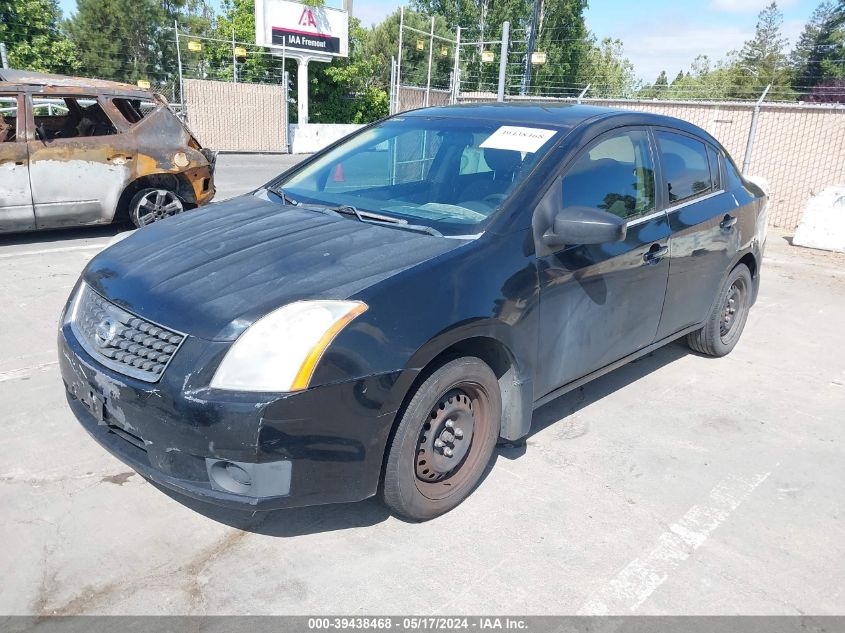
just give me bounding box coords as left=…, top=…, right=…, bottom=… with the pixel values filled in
left=26, top=93, right=130, bottom=229
left=536, top=128, right=671, bottom=398
left=0, top=92, right=34, bottom=232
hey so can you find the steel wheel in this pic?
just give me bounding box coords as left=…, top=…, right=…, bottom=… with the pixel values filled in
left=130, top=188, right=184, bottom=227
left=719, top=277, right=747, bottom=342
left=414, top=383, right=492, bottom=501
left=687, top=263, right=753, bottom=357
left=382, top=356, right=501, bottom=521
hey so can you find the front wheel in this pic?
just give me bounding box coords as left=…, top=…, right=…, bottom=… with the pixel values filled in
left=128, top=188, right=185, bottom=228
left=382, top=357, right=502, bottom=521
left=687, top=263, right=753, bottom=357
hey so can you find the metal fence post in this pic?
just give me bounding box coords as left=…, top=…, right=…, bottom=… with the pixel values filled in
left=497, top=21, right=509, bottom=102
left=174, top=21, right=184, bottom=116
left=577, top=84, right=590, bottom=103
left=232, top=29, right=237, bottom=83
left=424, top=16, right=435, bottom=107
left=742, top=84, right=771, bottom=175
left=451, top=26, right=461, bottom=104
left=283, top=70, right=290, bottom=153
left=389, top=56, right=397, bottom=114
left=396, top=6, right=404, bottom=113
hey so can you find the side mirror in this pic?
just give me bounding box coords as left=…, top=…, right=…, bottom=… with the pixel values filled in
left=35, top=124, right=48, bottom=143
left=543, top=205, right=627, bottom=248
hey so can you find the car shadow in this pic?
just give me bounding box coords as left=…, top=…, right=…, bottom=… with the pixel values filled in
left=0, top=224, right=127, bottom=248
left=156, top=341, right=691, bottom=536
left=497, top=341, right=691, bottom=460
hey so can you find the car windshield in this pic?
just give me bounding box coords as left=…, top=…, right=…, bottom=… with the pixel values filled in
left=272, top=116, right=561, bottom=236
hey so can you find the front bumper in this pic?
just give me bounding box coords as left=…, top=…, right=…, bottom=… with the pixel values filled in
left=58, top=325, right=403, bottom=510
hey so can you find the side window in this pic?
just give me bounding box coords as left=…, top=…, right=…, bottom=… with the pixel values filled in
left=707, top=145, right=722, bottom=191
left=112, top=97, right=158, bottom=125
left=655, top=131, right=713, bottom=204
left=562, top=129, right=656, bottom=219
left=32, top=95, right=116, bottom=140
left=0, top=94, right=19, bottom=142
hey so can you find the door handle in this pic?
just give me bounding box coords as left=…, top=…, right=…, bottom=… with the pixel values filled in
left=643, top=243, right=669, bottom=265
left=720, top=215, right=738, bottom=230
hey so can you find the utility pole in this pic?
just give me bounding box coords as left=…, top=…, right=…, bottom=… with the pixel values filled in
left=497, top=22, right=509, bottom=102
left=520, top=0, right=542, bottom=96
left=174, top=21, right=184, bottom=113
left=424, top=16, right=435, bottom=107
left=0, top=43, right=8, bottom=69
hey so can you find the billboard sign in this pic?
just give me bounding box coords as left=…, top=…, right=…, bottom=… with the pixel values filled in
left=255, top=0, right=349, bottom=58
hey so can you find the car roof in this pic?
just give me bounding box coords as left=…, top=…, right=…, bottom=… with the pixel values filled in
left=402, top=102, right=718, bottom=143
left=0, top=69, right=157, bottom=99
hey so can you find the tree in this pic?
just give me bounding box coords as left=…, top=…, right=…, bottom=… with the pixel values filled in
left=734, top=1, right=792, bottom=98
left=576, top=37, right=637, bottom=98
left=311, top=17, right=390, bottom=123
left=791, top=1, right=845, bottom=94
left=639, top=69, right=668, bottom=98
left=0, top=0, right=79, bottom=73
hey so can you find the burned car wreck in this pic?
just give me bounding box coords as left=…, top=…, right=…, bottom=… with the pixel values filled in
left=0, top=69, right=215, bottom=233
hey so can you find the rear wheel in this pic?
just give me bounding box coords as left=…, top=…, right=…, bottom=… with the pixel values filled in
left=128, top=188, right=185, bottom=227
left=382, top=357, right=501, bottom=521
left=687, top=263, right=752, bottom=357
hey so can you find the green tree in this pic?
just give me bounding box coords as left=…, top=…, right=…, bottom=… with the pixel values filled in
left=0, top=0, right=78, bottom=73
left=791, top=1, right=845, bottom=93
left=734, top=1, right=792, bottom=98
left=576, top=37, right=637, bottom=98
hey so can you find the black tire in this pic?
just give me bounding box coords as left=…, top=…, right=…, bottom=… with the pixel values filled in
left=382, top=357, right=502, bottom=521
left=687, top=263, right=753, bottom=357
left=128, top=188, right=185, bottom=228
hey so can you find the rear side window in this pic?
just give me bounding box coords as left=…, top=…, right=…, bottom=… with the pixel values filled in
left=707, top=145, right=722, bottom=191
left=562, top=129, right=656, bottom=219
left=0, top=94, right=19, bottom=142
left=32, top=96, right=116, bottom=139
left=656, top=131, right=713, bottom=204
left=112, top=97, right=157, bottom=124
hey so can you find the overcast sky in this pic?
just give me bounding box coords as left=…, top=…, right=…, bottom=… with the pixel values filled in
left=58, top=0, right=819, bottom=82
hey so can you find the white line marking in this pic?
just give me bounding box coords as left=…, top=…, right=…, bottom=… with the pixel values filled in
left=0, top=361, right=59, bottom=383
left=577, top=470, right=771, bottom=615
left=0, top=244, right=105, bottom=259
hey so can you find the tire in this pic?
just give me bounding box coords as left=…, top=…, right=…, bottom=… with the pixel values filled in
left=128, top=188, right=185, bottom=228
left=382, top=357, right=502, bottom=521
left=687, top=263, right=753, bottom=357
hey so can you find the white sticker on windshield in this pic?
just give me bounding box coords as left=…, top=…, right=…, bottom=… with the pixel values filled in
left=480, top=126, right=557, bottom=153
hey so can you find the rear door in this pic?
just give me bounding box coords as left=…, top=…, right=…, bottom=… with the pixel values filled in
left=653, top=129, right=740, bottom=339
left=535, top=127, right=671, bottom=397
left=26, top=93, right=132, bottom=228
left=0, top=91, right=35, bottom=232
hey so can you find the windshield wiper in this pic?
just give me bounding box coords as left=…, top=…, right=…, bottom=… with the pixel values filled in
left=333, top=205, right=442, bottom=237
left=266, top=185, right=299, bottom=206
left=266, top=192, right=442, bottom=237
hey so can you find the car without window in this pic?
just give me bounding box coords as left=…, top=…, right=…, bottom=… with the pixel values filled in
left=0, top=69, right=215, bottom=233
left=58, top=103, right=767, bottom=521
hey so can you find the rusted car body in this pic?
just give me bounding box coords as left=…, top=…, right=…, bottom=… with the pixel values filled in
left=0, top=69, right=215, bottom=233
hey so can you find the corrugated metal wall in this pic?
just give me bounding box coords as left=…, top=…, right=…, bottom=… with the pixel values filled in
left=184, top=79, right=287, bottom=153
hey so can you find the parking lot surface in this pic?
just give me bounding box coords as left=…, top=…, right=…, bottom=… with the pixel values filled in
left=1, top=154, right=844, bottom=615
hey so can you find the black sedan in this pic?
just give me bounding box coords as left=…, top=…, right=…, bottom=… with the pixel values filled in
left=58, top=104, right=767, bottom=521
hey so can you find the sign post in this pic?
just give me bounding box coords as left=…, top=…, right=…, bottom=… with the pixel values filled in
left=255, top=0, right=349, bottom=124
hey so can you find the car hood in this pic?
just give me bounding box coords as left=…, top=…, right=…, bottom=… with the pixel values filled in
left=83, top=195, right=467, bottom=341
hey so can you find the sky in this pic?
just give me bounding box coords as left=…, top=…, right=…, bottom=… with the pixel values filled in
left=57, top=0, right=820, bottom=82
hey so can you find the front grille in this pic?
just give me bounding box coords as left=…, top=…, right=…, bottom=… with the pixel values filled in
left=70, top=283, right=186, bottom=382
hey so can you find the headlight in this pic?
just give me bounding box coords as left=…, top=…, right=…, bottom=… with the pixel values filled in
left=210, top=300, right=367, bottom=392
